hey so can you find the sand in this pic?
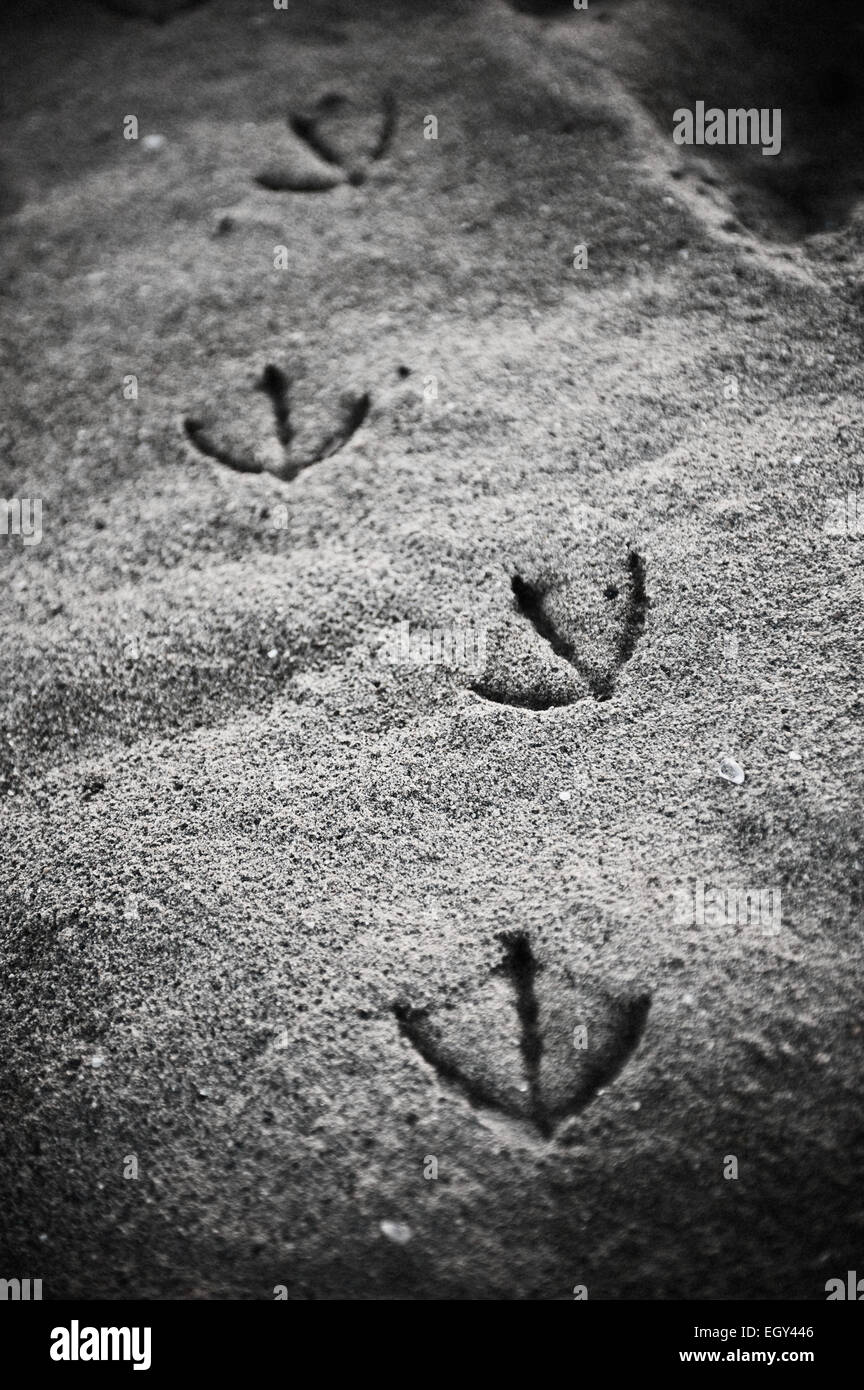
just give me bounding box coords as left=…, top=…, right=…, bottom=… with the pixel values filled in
left=1, top=0, right=863, bottom=1299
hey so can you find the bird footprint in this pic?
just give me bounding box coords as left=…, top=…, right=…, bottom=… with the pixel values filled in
left=472, top=551, right=648, bottom=709
left=183, top=363, right=369, bottom=481
left=396, top=933, right=651, bottom=1139
left=257, top=90, right=396, bottom=191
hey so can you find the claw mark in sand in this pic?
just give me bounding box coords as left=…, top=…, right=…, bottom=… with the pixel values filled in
left=510, top=573, right=578, bottom=667
left=255, top=363, right=294, bottom=450
left=395, top=932, right=651, bottom=1139
left=501, top=931, right=550, bottom=1135
left=183, top=365, right=370, bottom=482
left=592, top=550, right=648, bottom=699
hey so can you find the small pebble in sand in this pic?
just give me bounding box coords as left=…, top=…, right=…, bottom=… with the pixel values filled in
left=717, top=756, right=745, bottom=784
left=90, top=1055, right=105, bottom=1068
left=788, top=749, right=802, bottom=762
left=141, top=134, right=166, bottom=153
left=380, top=1220, right=413, bottom=1245
left=558, top=790, right=572, bottom=801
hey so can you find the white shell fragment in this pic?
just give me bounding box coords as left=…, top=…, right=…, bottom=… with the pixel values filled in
left=717, top=756, right=745, bottom=784
left=379, top=1221, right=413, bottom=1245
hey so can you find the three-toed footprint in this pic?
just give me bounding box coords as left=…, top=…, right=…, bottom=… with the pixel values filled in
left=396, top=932, right=651, bottom=1139
left=183, top=361, right=370, bottom=481
left=472, top=550, right=648, bottom=709
left=257, top=90, right=396, bottom=192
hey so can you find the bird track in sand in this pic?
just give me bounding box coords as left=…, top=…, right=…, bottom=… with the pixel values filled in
left=395, top=932, right=652, bottom=1139
left=183, top=363, right=370, bottom=481
left=471, top=552, right=648, bottom=709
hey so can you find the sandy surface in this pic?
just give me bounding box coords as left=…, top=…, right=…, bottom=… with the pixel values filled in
left=1, top=0, right=863, bottom=1299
